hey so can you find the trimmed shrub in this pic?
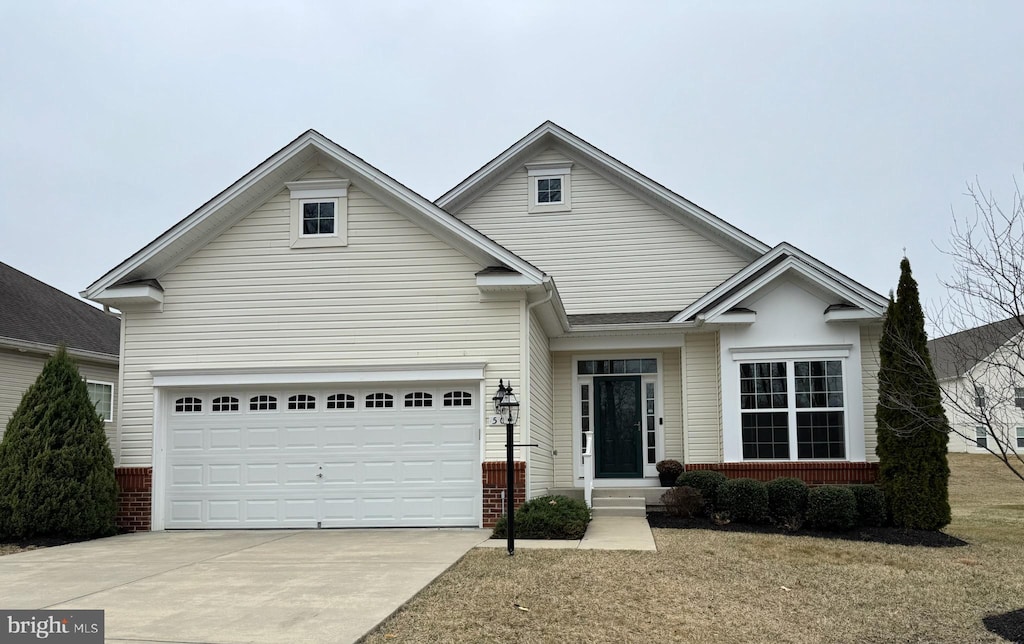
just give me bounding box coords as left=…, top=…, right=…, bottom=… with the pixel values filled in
left=677, top=470, right=727, bottom=516
left=656, top=459, right=684, bottom=486
left=806, top=486, right=857, bottom=532
left=0, top=346, right=117, bottom=539
left=716, top=477, right=768, bottom=523
left=767, top=477, right=809, bottom=530
left=492, top=495, right=590, bottom=540
left=661, top=485, right=703, bottom=517
left=851, top=485, right=887, bottom=527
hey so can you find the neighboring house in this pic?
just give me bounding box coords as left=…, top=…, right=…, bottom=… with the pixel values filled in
left=928, top=317, right=1024, bottom=454
left=83, top=122, right=888, bottom=531
left=0, top=261, right=120, bottom=444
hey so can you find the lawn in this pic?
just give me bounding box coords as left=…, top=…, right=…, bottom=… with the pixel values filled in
left=362, top=454, right=1024, bottom=643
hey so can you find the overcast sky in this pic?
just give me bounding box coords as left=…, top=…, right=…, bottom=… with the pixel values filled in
left=1, top=1, right=1022, bottom=328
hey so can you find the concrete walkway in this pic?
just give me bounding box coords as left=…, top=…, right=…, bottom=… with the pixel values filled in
left=475, top=516, right=657, bottom=551
left=0, top=528, right=490, bottom=643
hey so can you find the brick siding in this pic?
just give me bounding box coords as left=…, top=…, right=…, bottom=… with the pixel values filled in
left=685, top=461, right=879, bottom=485
left=115, top=467, right=152, bottom=532
left=482, top=461, right=526, bottom=527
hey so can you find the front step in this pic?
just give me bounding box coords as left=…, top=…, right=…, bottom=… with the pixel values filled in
left=590, top=495, right=647, bottom=518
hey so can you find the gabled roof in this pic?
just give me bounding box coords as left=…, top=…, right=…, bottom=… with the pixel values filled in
left=928, top=316, right=1024, bottom=381
left=673, top=242, right=888, bottom=323
left=83, top=130, right=546, bottom=300
left=0, top=261, right=119, bottom=358
left=436, top=121, right=770, bottom=260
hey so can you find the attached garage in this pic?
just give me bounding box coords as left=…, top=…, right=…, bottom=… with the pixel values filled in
left=158, top=382, right=482, bottom=529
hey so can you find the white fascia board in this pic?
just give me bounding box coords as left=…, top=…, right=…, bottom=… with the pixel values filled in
left=308, top=135, right=545, bottom=283
left=90, top=284, right=164, bottom=306
left=151, top=363, right=487, bottom=388
left=550, top=331, right=686, bottom=351
left=824, top=308, right=877, bottom=323
left=437, top=122, right=770, bottom=257
left=701, top=310, right=757, bottom=325
left=729, top=344, right=852, bottom=361
left=83, top=134, right=320, bottom=299
left=476, top=273, right=537, bottom=288
left=0, top=336, right=119, bottom=364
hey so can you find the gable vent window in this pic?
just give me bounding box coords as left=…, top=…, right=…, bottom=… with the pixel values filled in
left=287, top=179, right=349, bottom=249
left=327, top=393, right=355, bottom=410
left=175, top=397, right=202, bottom=413
left=287, top=394, right=316, bottom=411
left=249, top=395, right=278, bottom=411
left=366, top=393, right=394, bottom=409
left=443, top=391, right=473, bottom=407
left=526, top=162, right=572, bottom=214
left=405, top=392, right=433, bottom=408
left=212, top=396, right=239, bottom=412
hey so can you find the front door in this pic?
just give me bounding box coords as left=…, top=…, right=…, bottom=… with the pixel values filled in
left=594, top=376, right=642, bottom=478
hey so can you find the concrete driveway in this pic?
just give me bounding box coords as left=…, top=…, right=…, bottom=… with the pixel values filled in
left=0, top=528, right=490, bottom=643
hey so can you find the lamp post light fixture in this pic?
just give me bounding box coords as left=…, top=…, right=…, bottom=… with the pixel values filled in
left=493, top=379, right=520, bottom=555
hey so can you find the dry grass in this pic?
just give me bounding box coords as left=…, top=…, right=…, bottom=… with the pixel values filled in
left=0, top=544, right=35, bottom=556
left=362, top=454, right=1024, bottom=644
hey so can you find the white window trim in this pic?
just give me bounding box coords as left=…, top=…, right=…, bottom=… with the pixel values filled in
left=86, top=379, right=114, bottom=422
left=526, top=162, right=572, bottom=214
left=1016, top=427, right=1024, bottom=450
left=975, top=425, right=988, bottom=449
left=287, top=179, right=349, bottom=248
left=723, top=345, right=865, bottom=462
left=571, top=353, right=663, bottom=482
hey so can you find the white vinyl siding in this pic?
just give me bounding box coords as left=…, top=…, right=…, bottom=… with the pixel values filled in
left=860, top=324, right=881, bottom=462
left=0, top=348, right=119, bottom=445
left=683, top=332, right=722, bottom=464
left=528, top=311, right=553, bottom=497
left=552, top=352, right=573, bottom=488
left=117, top=170, right=521, bottom=466
left=455, top=148, right=749, bottom=314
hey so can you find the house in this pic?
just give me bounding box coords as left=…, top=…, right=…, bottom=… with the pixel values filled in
left=928, top=317, right=1024, bottom=454
left=0, top=261, right=120, bottom=444
left=82, top=122, right=888, bottom=531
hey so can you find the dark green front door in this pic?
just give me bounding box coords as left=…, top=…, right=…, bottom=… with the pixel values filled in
left=594, top=376, right=642, bottom=478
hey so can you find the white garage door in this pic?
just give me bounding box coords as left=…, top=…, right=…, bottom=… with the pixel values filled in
left=163, top=384, right=480, bottom=529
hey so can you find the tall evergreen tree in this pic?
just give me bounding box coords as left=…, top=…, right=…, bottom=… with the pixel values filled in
left=0, top=346, right=117, bottom=539
left=876, top=258, right=951, bottom=530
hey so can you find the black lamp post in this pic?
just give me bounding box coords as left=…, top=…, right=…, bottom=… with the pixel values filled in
left=493, top=379, right=520, bottom=555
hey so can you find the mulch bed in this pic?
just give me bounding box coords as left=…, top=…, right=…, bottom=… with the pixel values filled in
left=984, top=608, right=1024, bottom=643
left=648, top=512, right=968, bottom=548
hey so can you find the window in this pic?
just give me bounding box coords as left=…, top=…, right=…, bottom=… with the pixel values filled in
left=645, top=382, right=657, bottom=464
left=577, top=359, right=658, bottom=375
left=211, top=396, right=239, bottom=412
left=1016, top=387, right=1024, bottom=410
left=443, top=391, right=472, bottom=407
left=326, top=394, right=355, bottom=410
left=287, top=179, right=348, bottom=248
left=287, top=394, right=316, bottom=410
left=740, top=360, right=846, bottom=460
left=580, top=383, right=590, bottom=465
left=536, top=177, right=562, bottom=204
left=975, top=385, right=987, bottom=408
left=526, top=162, right=572, bottom=213
left=301, top=201, right=335, bottom=236
left=86, top=381, right=113, bottom=422
left=366, top=393, right=394, bottom=409
left=1017, top=427, right=1024, bottom=449
left=404, top=392, right=433, bottom=408
left=175, top=397, right=202, bottom=413
left=249, top=395, right=277, bottom=411
left=975, top=426, right=988, bottom=449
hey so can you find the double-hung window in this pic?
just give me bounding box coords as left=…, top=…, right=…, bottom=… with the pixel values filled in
left=740, top=359, right=846, bottom=460
left=86, top=381, right=113, bottom=422
left=1015, top=387, right=1024, bottom=410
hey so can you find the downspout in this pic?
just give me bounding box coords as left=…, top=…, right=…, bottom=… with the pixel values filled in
left=523, top=279, right=555, bottom=497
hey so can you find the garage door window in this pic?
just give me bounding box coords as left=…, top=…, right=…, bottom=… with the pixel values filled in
left=249, top=395, right=277, bottom=411
left=212, top=396, right=239, bottom=412
left=443, top=391, right=472, bottom=407
left=175, top=397, right=202, bottom=413
left=366, top=393, right=394, bottom=408
left=404, top=392, right=433, bottom=408
left=326, top=393, right=355, bottom=410
left=287, top=394, right=316, bottom=410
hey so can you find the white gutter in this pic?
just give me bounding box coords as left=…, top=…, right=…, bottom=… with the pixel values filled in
left=0, top=336, right=119, bottom=365
left=522, top=279, right=556, bottom=495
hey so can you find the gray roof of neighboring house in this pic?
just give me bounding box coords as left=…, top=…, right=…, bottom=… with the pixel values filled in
left=568, top=311, right=680, bottom=326
left=0, top=261, right=120, bottom=357
left=928, top=316, right=1023, bottom=381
